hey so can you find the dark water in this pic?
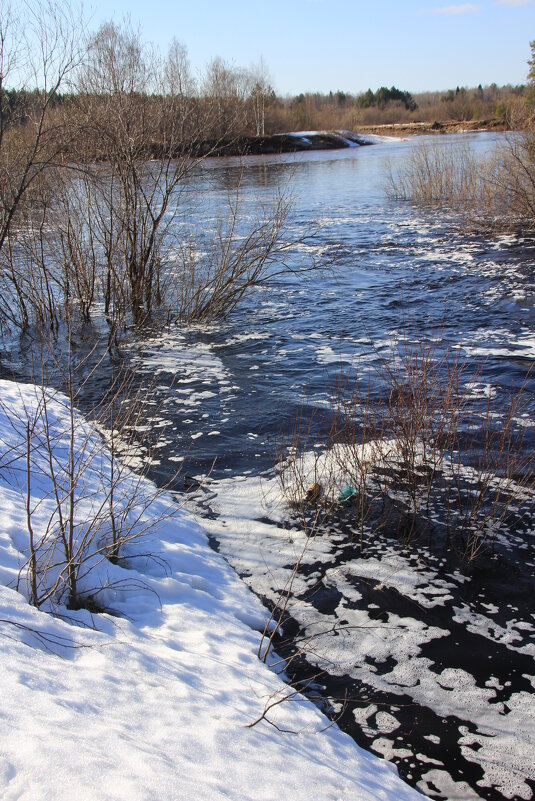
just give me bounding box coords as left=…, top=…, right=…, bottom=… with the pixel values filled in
left=115, top=134, right=535, bottom=801
left=7, top=133, right=535, bottom=800
left=126, top=133, right=535, bottom=483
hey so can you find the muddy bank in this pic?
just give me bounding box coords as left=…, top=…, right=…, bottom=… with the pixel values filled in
left=190, top=130, right=372, bottom=157
left=356, top=117, right=507, bottom=137
left=150, top=122, right=506, bottom=159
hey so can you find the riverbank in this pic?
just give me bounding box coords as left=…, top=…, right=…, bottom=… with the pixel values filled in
left=0, top=378, right=423, bottom=801
left=186, top=119, right=507, bottom=157
left=191, top=130, right=371, bottom=157
left=356, top=117, right=507, bottom=137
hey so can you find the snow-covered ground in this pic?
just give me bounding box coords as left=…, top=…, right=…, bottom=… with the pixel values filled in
left=0, top=379, right=421, bottom=801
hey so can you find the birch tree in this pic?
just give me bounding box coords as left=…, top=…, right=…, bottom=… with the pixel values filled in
left=250, top=58, right=273, bottom=137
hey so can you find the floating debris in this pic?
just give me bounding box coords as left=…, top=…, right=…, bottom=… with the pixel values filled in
left=337, top=485, right=358, bottom=504
left=306, top=482, right=323, bottom=503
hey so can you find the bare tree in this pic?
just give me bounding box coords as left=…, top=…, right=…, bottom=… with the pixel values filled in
left=203, top=56, right=251, bottom=139
left=249, top=57, right=273, bottom=137
left=0, top=0, right=82, bottom=257
left=74, top=22, right=218, bottom=327
left=0, top=18, right=317, bottom=339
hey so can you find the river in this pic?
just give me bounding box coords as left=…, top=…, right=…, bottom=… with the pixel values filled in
left=10, top=132, right=535, bottom=800
left=120, top=133, right=535, bottom=801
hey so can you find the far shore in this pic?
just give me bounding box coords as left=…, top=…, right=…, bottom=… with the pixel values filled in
left=355, top=117, right=507, bottom=136
left=194, top=118, right=508, bottom=158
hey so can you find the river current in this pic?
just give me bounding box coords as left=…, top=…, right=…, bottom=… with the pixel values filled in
left=10, top=133, right=535, bottom=800
left=132, top=134, right=535, bottom=475
left=120, top=134, right=535, bottom=801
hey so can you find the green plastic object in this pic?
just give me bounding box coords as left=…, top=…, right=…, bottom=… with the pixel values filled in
left=337, top=485, right=357, bottom=503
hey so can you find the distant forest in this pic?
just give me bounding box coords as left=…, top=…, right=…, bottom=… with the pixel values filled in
left=2, top=79, right=525, bottom=147
left=271, top=82, right=524, bottom=131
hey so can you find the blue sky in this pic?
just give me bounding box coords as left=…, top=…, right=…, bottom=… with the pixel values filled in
left=86, top=0, right=534, bottom=95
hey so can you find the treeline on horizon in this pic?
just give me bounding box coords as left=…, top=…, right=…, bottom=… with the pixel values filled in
left=2, top=75, right=525, bottom=147
left=283, top=82, right=523, bottom=129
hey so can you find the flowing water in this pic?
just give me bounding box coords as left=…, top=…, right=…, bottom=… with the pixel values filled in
left=130, top=133, right=535, bottom=476
left=123, top=133, right=535, bottom=801
left=8, top=133, right=535, bottom=800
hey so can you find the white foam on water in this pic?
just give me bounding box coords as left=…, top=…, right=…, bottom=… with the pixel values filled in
left=453, top=605, right=535, bottom=657
left=458, top=689, right=535, bottom=799
left=342, top=557, right=456, bottom=609
left=418, top=770, right=479, bottom=801
left=373, top=738, right=412, bottom=761
left=455, top=328, right=535, bottom=360
left=316, top=345, right=359, bottom=366
left=214, top=331, right=270, bottom=348
left=194, top=463, right=535, bottom=800
left=375, top=712, right=401, bottom=734
left=464, top=382, right=497, bottom=400
left=129, top=333, right=229, bottom=398
left=353, top=704, right=379, bottom=736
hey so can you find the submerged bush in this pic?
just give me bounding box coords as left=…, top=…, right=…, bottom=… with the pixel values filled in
left=279, top=336, right=534, bottom=562
left=386, top=124, right=535, bottom=231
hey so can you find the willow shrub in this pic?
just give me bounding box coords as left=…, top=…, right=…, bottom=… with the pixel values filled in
left=385, top=128, right=535, bottom=231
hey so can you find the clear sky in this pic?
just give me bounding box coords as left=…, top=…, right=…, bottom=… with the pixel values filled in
left=85, top=0, right=534, bottom=95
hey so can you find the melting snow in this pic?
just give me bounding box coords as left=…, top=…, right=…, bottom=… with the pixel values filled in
left=0, top=379, right=421, bottom=801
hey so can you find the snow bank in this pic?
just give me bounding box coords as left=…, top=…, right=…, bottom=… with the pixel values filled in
left=0, top=379, right=421, bottom=801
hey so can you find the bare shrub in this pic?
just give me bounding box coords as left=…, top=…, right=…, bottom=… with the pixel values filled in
left=386, top=121, right=535, bottom=231
left=445, top=386, right=533, bottom=560
left=487, top=113, right=535, bottom=226
left=0, top=335, right=181, bottom=612
left=385, top=140, right=489, bottom=208
left=279, top=335, right=534, bottom=563
left=172, top=178, right=303, bottom=322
